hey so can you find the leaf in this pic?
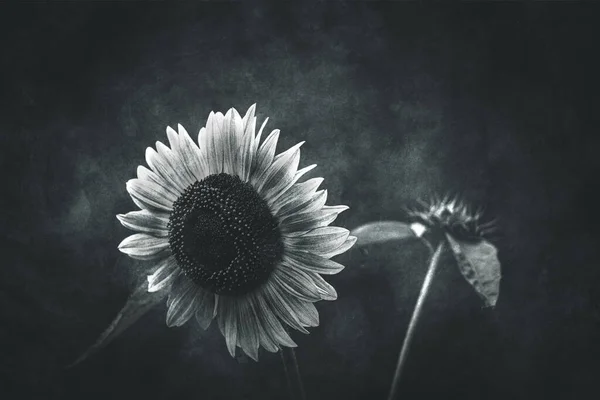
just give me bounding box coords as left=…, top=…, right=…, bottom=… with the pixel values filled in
left=445, top=233, right=502, bottom=307
left=350, top=221, right=416, bottom=247
left=67, top=278, right=168, bottom=368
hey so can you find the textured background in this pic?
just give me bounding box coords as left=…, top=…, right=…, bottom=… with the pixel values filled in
left=1, top=2, right=599, bottom=400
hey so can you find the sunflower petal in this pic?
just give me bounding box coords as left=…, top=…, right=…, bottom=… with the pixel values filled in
left=284, top=251, right=345, bottom=275
left=145, top=147, right=188, bottom=194
left=255, top=290, right=297, bottom=348
left=117, top=210, right=169, bottom=236
left=252, top=117, right=269, bottom=157
left=118, top=233, right=169, bottom=260
left=136, top=166, right=180, bottom=198
left=268, top=163, right=317, bottom=206
left=251, top=129, right=280, bottom=186
left=290, top=299, right=320, bottom=327
left=273, top=264, right=321, bottom=302
left=284, top=226, right=349, bottom=256
left=308, top=273, right=338, bottom=300
left=258, top=142, right=304, bottom=200
left=197, top=126, right=209, bottom=169
left=280, top=205, right=348, bottom=234
left=292, top=190, right=328, bottom=216
left=218, top=297, right=238, bottom=357
left=255, top=320, right=278, bottom=353
left=126, top=179, right=176, bottom=212
left=320, top=235, right=357, bottom=259
left=261, top=282, right=309, bottom=334
left=177, top=124, right=208, bottom=181
left=166, top=126, right=180, bottom=152
left=272, top=177, right=324, bottom=217
left=222, top=108, right=243, bottom=176
left=267, top=283, right=320, bottom=328
left=194, top=291, right=217, bottom=330
left=147, top=258, right=179, bottom=292
left=239, top=104, right=257, bottom=182
left=156, top=141, right=196, bottom=188
left=204, top=111, right=226, bottom=175
left=237, top=298, right=260, bottom=361
left=166, top=275, right=200, bottom=327
left=136, top=165, right=156, bottom=182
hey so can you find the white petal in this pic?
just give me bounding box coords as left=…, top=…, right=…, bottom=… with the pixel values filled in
left=308, top=273, right=338, bottom=300
left=145, top=146, right=188, bottom=194
left=320, top=235, right=357, bottom=259
left=271, top=177, right=323, bottom=217
left=254, top=320, right=278, bottom=352
left=197, top=126, right=209, bottom=172
left=267, top=164, right=317, bottom=208
left=204, top=111, right=226, bottom=174
left=136, top=165, right=156, bottom=181
left=277, top=189, right=328, bottom=225
left=242, top=104, right=257, bottom=137
left=136, top=165, right=180, bottom=198
left=291, top=189, right=328, bottom=216
left=117, top=210, right=169, bottom=237
left=156, top=141, right=196, bottom=186
left=280, top=205, right=348, bottom=234
left=260, top=281, right=309, bottom=334
left=265, top=282, right=319, bottom=328
left=239, top=104, right=257, bottom=182
left=166, top=126, right=180, bottom=152
left=126, top=179, right=176, bottom=212
left=289, top=298, right=319, bottom=328
left=222, top=108, right=243, bottom=176
left=147, top=257, right=180, bottom=292
left=237, top=297, right=260, bottom=361
left=118, top=233, right=170, bottom=260
left=195, top=291, right=217, bottom=330
left=166, top=274, right=201, bottom=327
left=252, top=117, right=269, bottom=158
left=273, top=264, right=321, bottom=302
left=254, top=290, right=297, bottom=349
left=250, top=129, right=279, bottom=186
left=284, top=250, right=345, bottom=275
left=217, top=296, right=238, bottom=357
left=284, top=226, right=350, bottom=257
left=257, top=142, right=304, bottom=200
left=176, top=124, right=209, bottom=181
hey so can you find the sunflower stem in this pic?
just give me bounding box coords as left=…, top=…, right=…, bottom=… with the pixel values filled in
left=387, top=241, right=445, bottom=400
left=281, top=346, right=307, bottom=400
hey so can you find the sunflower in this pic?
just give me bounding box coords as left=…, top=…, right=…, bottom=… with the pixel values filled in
left=406, top=195, right=496, bottom=243
left=116, top=104, right=355, bottom=360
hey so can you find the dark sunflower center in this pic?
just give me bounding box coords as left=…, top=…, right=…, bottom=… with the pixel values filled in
left=168, top=173, right=284, bottom=296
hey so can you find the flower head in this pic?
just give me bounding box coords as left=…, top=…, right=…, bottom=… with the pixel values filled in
left=117, top=104, right=355, bottom=360
left=406, top=194, right=495, bottom=242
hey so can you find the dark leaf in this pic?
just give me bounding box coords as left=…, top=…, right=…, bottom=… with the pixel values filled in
left=445, top=233, right=502, bottom=307
left=350, top=221, right=416, bottom=247
left=67, top=278, right=168, bottom=368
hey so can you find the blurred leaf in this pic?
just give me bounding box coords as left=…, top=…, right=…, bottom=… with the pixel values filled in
left=445, top=233, right=502, bottom=307
left=350, top=221, right=416, bottom=247
left=67, top=279, right=167, bottom=368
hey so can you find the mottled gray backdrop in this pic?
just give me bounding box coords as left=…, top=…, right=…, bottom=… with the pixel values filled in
left=1, top=3, right=598, bottom=400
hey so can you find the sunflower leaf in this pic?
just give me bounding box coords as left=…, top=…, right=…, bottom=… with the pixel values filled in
left=445, top=233, right=502, bottom=307
left=350, top=221, right=416, bottom=247
left=67, top=279, right=167, bottom=368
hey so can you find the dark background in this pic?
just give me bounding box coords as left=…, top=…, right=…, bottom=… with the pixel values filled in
left=1, top=2, right=598, bottom=399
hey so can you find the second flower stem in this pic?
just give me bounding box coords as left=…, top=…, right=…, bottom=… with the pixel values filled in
left=387, top=240, right=445, bottom=400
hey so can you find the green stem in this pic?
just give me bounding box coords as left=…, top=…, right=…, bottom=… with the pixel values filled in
left=281, top=346, right=307, bottom=400
left=387, top=241, right=445, bottom=400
